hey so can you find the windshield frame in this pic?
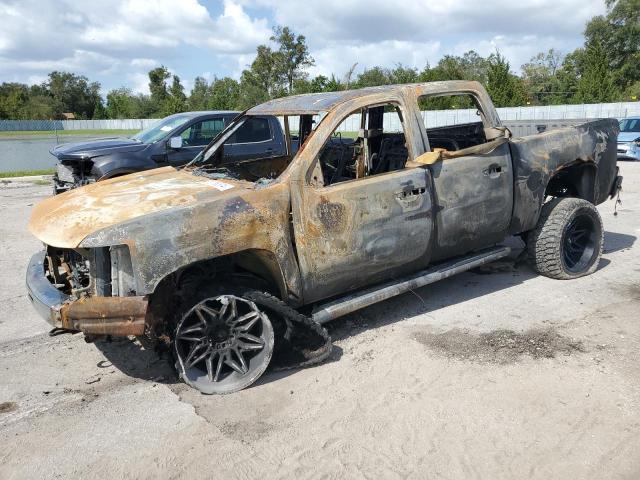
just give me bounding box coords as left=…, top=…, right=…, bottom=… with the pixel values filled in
left=131, top=114, right=194, bottom=144
left=187, top=112, right=250, bottom=166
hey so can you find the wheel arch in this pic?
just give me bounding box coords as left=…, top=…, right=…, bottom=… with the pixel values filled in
left=147, top=248, right=290, bottom=331
left=544, top=160, right=598, bottom=203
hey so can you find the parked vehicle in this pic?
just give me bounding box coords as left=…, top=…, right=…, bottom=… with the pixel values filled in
left=50, top=111, right=293, bottom=193
left=26, top=81, right=622, bottom=394
left=617, top=117, right=640, bottom=161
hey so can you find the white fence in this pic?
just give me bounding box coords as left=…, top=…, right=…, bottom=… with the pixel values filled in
left=333, top=101, right=640, bottom=133
left=0, top=101, right=638, bottom=132
left=0, top=118, right=156, bottom=131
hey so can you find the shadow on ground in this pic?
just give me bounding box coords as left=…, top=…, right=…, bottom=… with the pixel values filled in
left=603, top=231, right=636, bottom=253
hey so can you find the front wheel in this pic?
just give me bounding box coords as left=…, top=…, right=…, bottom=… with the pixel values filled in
left=527, top=197, right=603, bottom=279
left=174, top=293, right=274, bottom=394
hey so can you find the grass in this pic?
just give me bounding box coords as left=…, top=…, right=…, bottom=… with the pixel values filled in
left=0, top=129, right=138, bottom=138
left=337, top=131, right=359, bottom=139
left=0, top=169, right=55, bottom=178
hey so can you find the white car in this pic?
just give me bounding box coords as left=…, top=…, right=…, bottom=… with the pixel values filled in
left=618, top=117, right=640, bottom=161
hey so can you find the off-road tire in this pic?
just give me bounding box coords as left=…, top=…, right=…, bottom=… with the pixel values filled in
left=527, top=197, right=603, bottom=279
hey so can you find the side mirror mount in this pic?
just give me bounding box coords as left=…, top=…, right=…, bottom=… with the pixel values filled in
left=169, top=136, right=183, bottom=149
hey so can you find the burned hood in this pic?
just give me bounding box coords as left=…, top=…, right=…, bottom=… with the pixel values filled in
left=29, top=167, right=251, bottom=248
left=50, top=137, right=146, bottom=160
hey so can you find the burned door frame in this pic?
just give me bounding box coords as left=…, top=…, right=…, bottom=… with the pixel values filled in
left=289, top=92, right=435, bottom=303
left=410, top=88, right=514, bottom=260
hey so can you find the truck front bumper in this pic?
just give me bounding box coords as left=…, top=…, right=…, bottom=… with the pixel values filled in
left=26, top=251, right=67, bottom=328
left=26, top=251, right=148, bottom=336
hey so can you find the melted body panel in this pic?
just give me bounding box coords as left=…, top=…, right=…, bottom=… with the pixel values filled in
left=429, top=142, right=514, bottom=260
left=509, top=118, right=619, bottom=233
left=29, top=167, right=250, bottom=248
left=26, top=81, right=620, bottom=338
left=296, top=167, right=433, bottom=302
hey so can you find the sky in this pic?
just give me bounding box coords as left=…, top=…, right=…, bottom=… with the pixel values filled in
left=0, top=0, right=607, bottom=95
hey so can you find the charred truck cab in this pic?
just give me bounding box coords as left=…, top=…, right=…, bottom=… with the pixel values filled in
left=26, top=81, right=622, bottom=394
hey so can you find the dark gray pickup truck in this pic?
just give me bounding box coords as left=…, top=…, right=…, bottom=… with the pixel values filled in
left=51, top=111, right=292, bottom=193
left=27, top=81, right=622, bottom=394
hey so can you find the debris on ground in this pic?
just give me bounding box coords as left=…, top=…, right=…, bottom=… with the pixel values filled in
left=414, top=328, right=585, bottom=363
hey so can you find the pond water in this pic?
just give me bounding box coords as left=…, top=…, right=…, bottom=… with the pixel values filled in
left=0, top=134, right=122, bottom=173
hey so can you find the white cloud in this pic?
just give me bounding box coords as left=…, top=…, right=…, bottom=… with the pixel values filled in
left=251, top=0, right=606, bottom=74
left=130, top=58, right=158, bottom=68
left=309, top=40, right=441, bottom=79
left=0, top=0, right=270, bottom=89
left=128, top=72, right=151, bottom=94
left=0, top=0, right=608, bottom=93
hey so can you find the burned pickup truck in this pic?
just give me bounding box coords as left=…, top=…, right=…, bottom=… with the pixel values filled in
left=26, top=81, right=621, bottom=394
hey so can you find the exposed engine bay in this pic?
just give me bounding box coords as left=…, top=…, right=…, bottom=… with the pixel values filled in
left=54, top=160, right=96, bottom=193
left=44, top=245, right=136, bottom=300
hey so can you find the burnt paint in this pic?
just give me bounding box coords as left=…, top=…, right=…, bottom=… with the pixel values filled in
left=508, top=118, right=619, bottom=234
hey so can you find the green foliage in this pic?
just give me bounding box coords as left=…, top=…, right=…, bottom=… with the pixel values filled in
left=0, top=169, right=55, bottom=178
left=584, top=0, right=640, bottom=90
left=106, top=87, right=155, bottom=119
left=486, top=52, right=528, bottom=107
left=188, top=77, right=210, bottom=111
left=148, top=66, right=171, bottom=107
left=521, top=49, right=569, bottom=104
left=47, top=71, right=102, bottom=119
left=165, top=75, right=187, bottom=115
left=209, top=77, right=241, bottom=110
left=575, top=41, right=618, bottom=103
left=271, top=26, right=315, bottom=93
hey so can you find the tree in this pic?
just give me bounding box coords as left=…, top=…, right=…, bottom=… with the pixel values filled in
left=0, top=83, right=29, bottom=119
left=355, top=66, right=392, bottom=88
left=188, top=76, right=210, bottom=111
left=458, top=51, right=491, bottom=84
left=309, top=75, right=330, bottom=92
left=584, top=0, right=640, bottom=90
left=165, top=75, right=187, bottom=114
left=389, top=65, right=419, bottom=84
left=148, top=66, right=171, bottom=114
left=46, top=71, right=102, bottom=118
left=486, top=52, right=528, bottom=107
left=271, top=26, right=315, bottom=93
left=106, top=87, right=138, bottom=118
left=521, top=49, right=568, bottom=104
left=325, top=74, right=344, bottom=92
left=209, top=77, right=240, bottom=110
left=575, top=41, right=618, bottom=103
left=238, top=45, right=284, bottom=108
left=419, top=51, right=489, bottom=84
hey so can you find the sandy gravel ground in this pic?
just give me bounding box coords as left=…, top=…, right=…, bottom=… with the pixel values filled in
left=0, top=164, right=639, bottom=480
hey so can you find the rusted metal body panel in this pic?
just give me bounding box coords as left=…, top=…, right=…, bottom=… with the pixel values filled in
left=61, top=296, right=147, bottom=336
left=508, top=118, right=619, bottom=233
left=428, top=142, right=514, bottom=261
left=28, top=167, right=252, bottom=248
left=295, top=167, right=433, bottom=302
left=26, top=81, right=621, bottom=338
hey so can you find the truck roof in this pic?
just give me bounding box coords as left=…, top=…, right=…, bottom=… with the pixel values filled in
left=247, top=80, right=485, bottom=115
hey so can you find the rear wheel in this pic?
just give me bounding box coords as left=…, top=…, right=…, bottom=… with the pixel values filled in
left=174, top=293, right=274, bottom=394
left=527, top=197, right=603, bottom=279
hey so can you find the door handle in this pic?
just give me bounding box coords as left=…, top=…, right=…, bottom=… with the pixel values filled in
left=483, top=164, right=503, bottom=177
left=395, top=187, right=426, bottom=199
